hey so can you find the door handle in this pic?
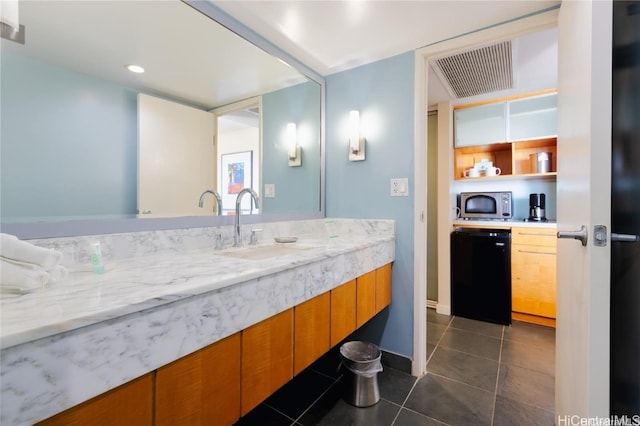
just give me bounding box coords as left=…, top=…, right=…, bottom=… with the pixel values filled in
left=593, top=225, right=639, bottom=247
left=557, top=225, right=588, bottom=246
left=611, top=233, right=640, bottom=243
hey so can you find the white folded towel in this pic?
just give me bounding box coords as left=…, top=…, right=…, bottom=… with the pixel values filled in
left=0, top=233, right=63, bottom=270
left=0, top=259, right=49, bottom=294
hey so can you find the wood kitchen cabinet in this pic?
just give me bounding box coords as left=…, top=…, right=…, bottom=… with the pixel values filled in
left=294, top=292, right=331, bottom=375
left=453, top=90, right=557, bottom=181
left=155, top=333, right=241, bottom=426
left=511, top=227, right=557, bottom=327
left=454, top=137, right=557, bottom=180
left=36, top=374, right=153, bottom=426
left=241, top=309, right=293, bottom=415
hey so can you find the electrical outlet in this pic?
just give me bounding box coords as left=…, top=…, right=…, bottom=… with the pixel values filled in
left=390, top=178, right=409, bottom=196
left=264, top=184, right=275, bottom=198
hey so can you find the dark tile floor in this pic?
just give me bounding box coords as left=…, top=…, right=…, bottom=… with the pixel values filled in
left=234, top=309, right=556, bottom=426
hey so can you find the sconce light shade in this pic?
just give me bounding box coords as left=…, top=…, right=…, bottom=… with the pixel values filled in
left=287, top=122, right=301, bottom=166
left=349, top=110, right=365, bottom=161
left=0, top=0, right=25, bottom=45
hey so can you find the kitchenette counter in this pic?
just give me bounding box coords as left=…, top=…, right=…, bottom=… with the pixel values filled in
left=0, top=218, right=395, bottom=425
left=453, top=219, right=557, bottom=229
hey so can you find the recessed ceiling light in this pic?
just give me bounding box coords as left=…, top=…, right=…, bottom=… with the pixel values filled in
left=126, top=64, right=145, bottom=74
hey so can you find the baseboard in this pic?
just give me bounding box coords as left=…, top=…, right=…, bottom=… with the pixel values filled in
left=436, top=303, right=451, bottom=315
left=381, top=350, right=412, bottom=374
left=426, top=299, right=438, bottom=309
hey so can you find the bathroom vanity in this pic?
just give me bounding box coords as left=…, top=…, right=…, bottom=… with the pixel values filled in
left=0, top=219, right=395, bottom=425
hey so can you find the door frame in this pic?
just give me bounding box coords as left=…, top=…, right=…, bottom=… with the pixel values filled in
left=412, top=11, right=559, bottom=376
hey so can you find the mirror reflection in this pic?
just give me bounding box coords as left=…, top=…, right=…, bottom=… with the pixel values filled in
left=0, top=0, right=321, bottom=223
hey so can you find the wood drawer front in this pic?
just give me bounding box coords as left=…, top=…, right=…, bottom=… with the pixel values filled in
left=356, top=270, right=377, bottom=327
left=294, top=292, right=331, bottom=375
left=241, top=309, right=293, bottom=416
left=330, top=279, right=357, bottom=347
left=155, top=333, right=241, bottom=426
left=512, top=227, right=557, bottom=248
left=375, top=263, right=392, bottom=313
left=511, top=244, right=557, bottom=318
left=37, top=374, right=153, bottom=426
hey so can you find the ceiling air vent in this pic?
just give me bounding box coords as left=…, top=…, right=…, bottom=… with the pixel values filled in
left=432, top=40, right=513, bottom=99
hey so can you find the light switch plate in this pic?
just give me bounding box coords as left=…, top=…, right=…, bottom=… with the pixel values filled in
left=390, top=178, right=409, bottom=196
left=264, top=184, right=275, bottom=198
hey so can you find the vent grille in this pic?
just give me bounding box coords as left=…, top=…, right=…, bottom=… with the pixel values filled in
left=432, top=41, right=513, bottom=98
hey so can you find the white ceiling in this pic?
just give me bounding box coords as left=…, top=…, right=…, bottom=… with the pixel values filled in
left=213, top=0, right=561, bottom=78
left=3, top=1, right=560, bottom=110
left=2, top=1, right=305, bottom=110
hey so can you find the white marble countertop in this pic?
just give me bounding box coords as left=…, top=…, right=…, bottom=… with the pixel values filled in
left=0, top=219, right=395, bottom=425
left=0, top=234, right=391, bottom=349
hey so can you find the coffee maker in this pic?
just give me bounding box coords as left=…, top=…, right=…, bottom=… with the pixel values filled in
left=528, top=193, right=547, bottom=222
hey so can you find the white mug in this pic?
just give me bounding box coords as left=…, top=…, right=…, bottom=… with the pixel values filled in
left=464, top=168, right=480, bottom=178
left=486, top=166, right=501, bottom=176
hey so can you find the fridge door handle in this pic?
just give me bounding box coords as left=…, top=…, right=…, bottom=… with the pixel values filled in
left=557, top=225, right=588, bottom=246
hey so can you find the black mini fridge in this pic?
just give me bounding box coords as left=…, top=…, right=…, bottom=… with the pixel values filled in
left=451, top=228, right=511, bottom=325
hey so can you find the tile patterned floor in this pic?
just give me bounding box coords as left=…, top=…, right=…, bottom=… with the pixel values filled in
left=234, top=309, right=556, bottom=426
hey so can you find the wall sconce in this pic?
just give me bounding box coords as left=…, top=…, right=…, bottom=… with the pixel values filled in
left=0, top=0, right=25, bottom=45
left=287, top=122, right=301, bottom=167
left=349, top=110, right=365, bottom=161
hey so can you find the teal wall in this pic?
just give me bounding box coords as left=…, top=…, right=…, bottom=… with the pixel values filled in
left=1, top=52, right=138, bottom=219
left=326, top=52, right=415, bottom=358
left=262, top=81, right=321, bottom=213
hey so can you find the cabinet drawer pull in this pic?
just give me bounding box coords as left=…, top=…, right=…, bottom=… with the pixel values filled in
left=517, top=249, right=556, bottom=255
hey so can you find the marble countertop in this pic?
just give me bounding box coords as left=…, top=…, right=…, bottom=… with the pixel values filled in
left=0, top=234, right=392, bottom=350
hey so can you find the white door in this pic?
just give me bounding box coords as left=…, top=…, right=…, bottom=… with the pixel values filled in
left=556, top=0, right=612, bottom=418
left=138, top=94, right=215, bottom=217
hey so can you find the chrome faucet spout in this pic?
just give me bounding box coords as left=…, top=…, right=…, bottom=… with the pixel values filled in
left=234, top=188, right=260, bottom=247
left=198, top=190, right=223, bottom=216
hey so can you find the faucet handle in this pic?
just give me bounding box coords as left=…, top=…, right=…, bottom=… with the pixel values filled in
left=249, top=229, right=263, bottom=245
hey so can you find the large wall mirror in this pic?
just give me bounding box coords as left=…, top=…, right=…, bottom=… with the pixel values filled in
left=0, top=0, right=324, bottom=238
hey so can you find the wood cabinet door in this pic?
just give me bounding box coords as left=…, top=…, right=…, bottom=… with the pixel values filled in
left=294, top=292, right=330, bottom=375
left=155, top=333, right=241, bottom=426
left=36, top=374, right=153, bottom=426
left=375, top=263, right=392, bottom=313
left=512, top=245, right=557, bottom=319
left=330, top=279, right=357, bottom=347
left=241, top=309, right=293, bottom=415
left=356, top=270, right=376, bottom=327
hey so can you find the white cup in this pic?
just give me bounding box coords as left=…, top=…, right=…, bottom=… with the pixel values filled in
left=486, top=166, right=502, bottom=176
left=464, top=168, right=480, bottom=178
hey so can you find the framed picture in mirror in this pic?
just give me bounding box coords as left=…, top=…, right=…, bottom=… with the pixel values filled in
left=221, top=151, right=254, bottom=214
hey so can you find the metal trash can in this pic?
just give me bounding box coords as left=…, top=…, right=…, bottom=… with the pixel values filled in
left=339, top=341, right=383, bottom=407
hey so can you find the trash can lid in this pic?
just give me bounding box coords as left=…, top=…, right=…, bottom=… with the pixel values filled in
left=340, top=341, right=381, bottom=362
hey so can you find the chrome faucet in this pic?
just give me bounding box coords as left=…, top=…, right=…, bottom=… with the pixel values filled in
left=198, top=190, right=223, bottom=216
left=234, top=188, right=260, bottom=247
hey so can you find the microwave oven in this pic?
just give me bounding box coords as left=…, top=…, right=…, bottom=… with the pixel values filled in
left=460, top=191, right=513, bottom=220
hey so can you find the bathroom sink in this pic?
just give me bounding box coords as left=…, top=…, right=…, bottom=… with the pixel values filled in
left=216, top=244, right=313, bottom=260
